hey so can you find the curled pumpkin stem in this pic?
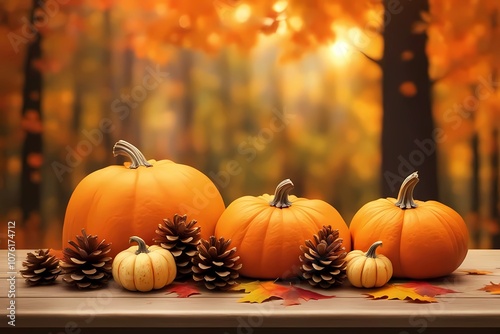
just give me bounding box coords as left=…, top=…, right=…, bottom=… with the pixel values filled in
left=394, top=172, right=419, bottom=209
left=365, top=241, right=383, bottom=258
left=130, top=236, right=150, bottom=255
left=270, top=179, right=294, bottom=208
left=113, top=140, right=153, bottom=169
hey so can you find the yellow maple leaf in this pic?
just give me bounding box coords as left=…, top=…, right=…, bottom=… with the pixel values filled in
left=230, top=281, right=263, bottom=293
left=232, top=281, right=335, bottom=306
left=365, top=284, right=437, bottom=303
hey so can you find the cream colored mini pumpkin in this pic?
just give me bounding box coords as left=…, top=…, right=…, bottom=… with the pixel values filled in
left=346, top=241, right=393, bottom=288
left=112, top=236, right=176, bottom=291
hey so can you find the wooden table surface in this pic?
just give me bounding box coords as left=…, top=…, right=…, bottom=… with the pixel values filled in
left=1, top=249, right=500, bottom=333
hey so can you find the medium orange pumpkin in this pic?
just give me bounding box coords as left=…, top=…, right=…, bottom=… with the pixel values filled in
left=349, top=172, right=469, bottom=279
left=214, top=179, right=351, bottom=279
left=62, top=140, right=225, bottom=259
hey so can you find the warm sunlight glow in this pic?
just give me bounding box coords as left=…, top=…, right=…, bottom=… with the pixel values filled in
left=273, top=1, right=288, bottom=13
left=288, top=16, right=303, bottom=31
left=277, top=21, right=287, bottom=35
left=328, top=40, right=351, bottom=65
left=234, top=4, right=252, bottom=23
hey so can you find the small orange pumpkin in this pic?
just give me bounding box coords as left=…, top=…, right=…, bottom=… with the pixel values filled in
left=349, top=172, right=469, bottom=279
left=215, top=179, right=351, bottom=279
left=62, top=140, right=225, bottom=259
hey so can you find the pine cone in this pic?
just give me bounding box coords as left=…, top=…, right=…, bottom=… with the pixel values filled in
left=299, top=226, right=347, bottom=289
left=60, top=229, right=112, bottom=289
left=154, top=214, right=201, bottom=279
left=192, top=236, right=242, bottom=290
left=20, top=249, right=61, bottom=286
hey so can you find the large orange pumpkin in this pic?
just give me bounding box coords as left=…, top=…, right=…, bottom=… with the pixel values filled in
left=349, top=172, right=469, bottom=279
left=62, top=140, right=225, bottom=259
left=215, top=179, right=351, bottom=279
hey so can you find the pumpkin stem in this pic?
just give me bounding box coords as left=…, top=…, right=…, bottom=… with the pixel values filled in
left=269, top=179, right=294, bottom=208
left=366, top=241, right=383, bottom=258
left=129, top=236, right=150, bottom=255
left=394, top=172, right=419, bottom=209
left=113, top=140, right=153, bottom=169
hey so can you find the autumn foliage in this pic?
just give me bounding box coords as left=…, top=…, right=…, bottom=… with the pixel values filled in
left=1, top=0, right=500, bottom=251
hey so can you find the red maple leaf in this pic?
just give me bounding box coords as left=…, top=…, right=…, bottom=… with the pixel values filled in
left=398, top=282, right=459, bottom=297
left=280, top=286, right=336, bottom=306
left=165, top=282, right=201, bottom=298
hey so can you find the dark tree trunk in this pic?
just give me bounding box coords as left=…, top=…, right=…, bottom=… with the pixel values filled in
left=491, top=129, right=500, bottom=248
left=381, top=0, right=438, bottom=200
left=101, top=9, right=113, bottom=155
left=179, top=49, right=194, bottom=164
left=20, top=0, right=44, bottom=224
left=470, top=132, right=481, bottom=247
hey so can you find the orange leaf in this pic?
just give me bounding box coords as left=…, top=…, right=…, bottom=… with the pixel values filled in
left=233, top=281, right=334, bottom=306
left=479, top=282, right=500, bottom=295
left=461, top=269, right=493, bottom=275
left=165, top=282, right=201, bottom=298
left=398, top=282, right=459, bottom=297
left=365, top=284, right=437, bottom=303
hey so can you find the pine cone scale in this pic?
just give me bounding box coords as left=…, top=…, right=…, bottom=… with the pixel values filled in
left=70, top=257, right=86, bottom=265
left=216, top=271, right=231, bottom=277
left=198, top=263, right=211, bottom=270
left=312, top=263, right=325, bottom=271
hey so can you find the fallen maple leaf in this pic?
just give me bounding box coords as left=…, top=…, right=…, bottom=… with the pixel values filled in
left=233, top=281, right=335, bottom=306
left=398, top=282, right=459, bottom=297
left=479, top=282, right=500, bottom=295
left=461, top=269, right=493, bottom=275
left=231, top=281, right=262, bottom=293
left=365, top=284, right=437, bottom=303
left=165, top=282, right=201, bottom=298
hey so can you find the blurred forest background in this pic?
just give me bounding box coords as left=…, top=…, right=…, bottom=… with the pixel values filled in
left=1, top=0, right=500, bottom=250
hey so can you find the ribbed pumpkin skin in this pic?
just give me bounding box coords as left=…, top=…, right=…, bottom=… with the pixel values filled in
left=349, top=197, right=469, bottom=279
left=215, top=194, right=351, bottom=279
left=62, top=159, right=225, bottom=259
left=112, top=243, right=177, bottom=292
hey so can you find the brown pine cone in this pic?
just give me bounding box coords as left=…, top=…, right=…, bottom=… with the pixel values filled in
left=299, top=225, right=347, bottom=288
left=192, top=236, right=242, bottom=290
left=154, top=214, right=201, bottom=279
left=20, top=249, right=61, bottom=286
left=60, top=229, right=112, bottom=289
